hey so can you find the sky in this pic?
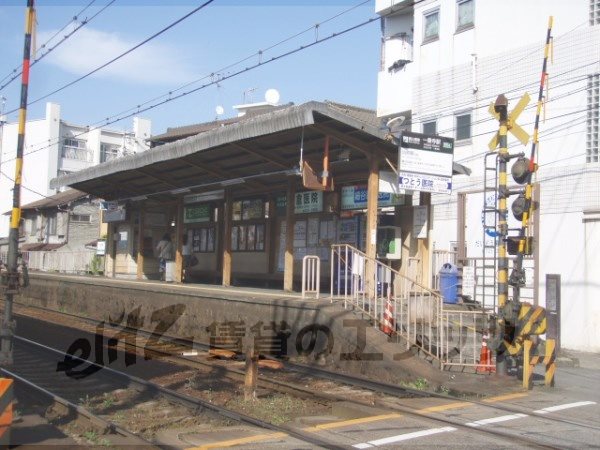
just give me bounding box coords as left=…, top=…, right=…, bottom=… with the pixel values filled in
left=0, top=0, right=381, bottom=135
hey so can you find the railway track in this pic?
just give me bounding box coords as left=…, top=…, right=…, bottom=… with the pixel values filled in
left=9, top=302, right=600, bottom=449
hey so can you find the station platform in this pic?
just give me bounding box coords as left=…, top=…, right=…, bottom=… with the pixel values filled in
left=17, top=272, right=523, bottom=397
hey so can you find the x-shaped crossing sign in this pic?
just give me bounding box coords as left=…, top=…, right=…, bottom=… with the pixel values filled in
left=488, top=92, right=531, bottom=150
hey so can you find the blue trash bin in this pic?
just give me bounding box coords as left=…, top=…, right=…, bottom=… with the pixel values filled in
left=439, top=263, right=459, bottom=303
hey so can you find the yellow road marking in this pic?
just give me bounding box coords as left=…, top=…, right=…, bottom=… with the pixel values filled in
left=483, top=392, right=528, bottom=403
left=304, top=413, right=402, bottom=431
left=186, top=431, right=288, bottom=450
left=418, top=401, right=472, bottom=413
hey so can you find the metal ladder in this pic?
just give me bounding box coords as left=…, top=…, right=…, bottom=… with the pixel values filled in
left=480, top=151, right=499, bottom=311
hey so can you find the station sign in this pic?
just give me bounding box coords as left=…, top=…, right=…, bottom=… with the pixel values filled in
left=341, top=186, right=404, bottom=210
left=184, top=204, right=211, bottom=224
left=398, top=131, right=454, bottom=194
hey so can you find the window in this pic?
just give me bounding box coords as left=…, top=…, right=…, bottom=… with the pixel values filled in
left=62, top=138, right=91, bottom=162
left=47, top=213, right=57, bottom=236
left=423, top=120, right=437, bottom=135
left=456, top=0, right=474, bottom=31
left=232, top=198, right=265, bottom=221
left=591, top=0, right=600, bottom=25
left=191, top=226, right=216, bottom=253
left=455, top=113, right=472, bottom=141
left=587, top=74, right=599, bottom=163
left=232, top=224, right=265, bottom=252
left=100, top=143, right=121, bottom=163
left=30, top=217, right=38, bottom=235
left=423, top=9, right=440, bottom=42
left=71, top=214, right=91, bottom=223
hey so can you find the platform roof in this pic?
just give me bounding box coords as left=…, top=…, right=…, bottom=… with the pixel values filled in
left=50, top=101, right=470, bottom=203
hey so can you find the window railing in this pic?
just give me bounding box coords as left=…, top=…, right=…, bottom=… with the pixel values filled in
left=62, top=145, right=92, bottom=162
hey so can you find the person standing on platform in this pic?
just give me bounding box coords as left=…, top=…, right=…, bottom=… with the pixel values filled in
left=156, top=233, right=174, bottom=281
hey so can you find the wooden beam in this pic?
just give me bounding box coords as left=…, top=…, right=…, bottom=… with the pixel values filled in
left=175, top=199, right=184, bottom=283
left=222, top=189, right=233, bottom=286
left=313, top=123, right=391, bottom=159
left=231, top=142, right=289, bottom=169
left=136, top=209, right=144, bottom=280
left=135, top=168, right=180, bottom=189
left=182, top=156, right=266, bottom=189
left=284, top=180, right=296, bottom=292
left=365, top=156, right=379, bottom=299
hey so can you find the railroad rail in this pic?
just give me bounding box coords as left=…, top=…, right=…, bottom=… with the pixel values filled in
left=9, top=303, right=600, bottom=448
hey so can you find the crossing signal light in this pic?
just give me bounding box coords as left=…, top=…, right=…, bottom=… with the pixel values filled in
left=512, top=193, right=527, bottom=221
left=511, top=157, right=533, bottom=185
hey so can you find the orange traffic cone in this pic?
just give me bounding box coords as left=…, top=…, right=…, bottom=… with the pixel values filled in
left=381, top=290, right=395, bottom=336
left=476, top=334, right=495, bottom=374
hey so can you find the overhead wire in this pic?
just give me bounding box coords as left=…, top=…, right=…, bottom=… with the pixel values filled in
left=0, top=0, right=115, bottom=93
left=3, top=0, right=418, bottom=163
left=3, top=0, right=216, bottom=114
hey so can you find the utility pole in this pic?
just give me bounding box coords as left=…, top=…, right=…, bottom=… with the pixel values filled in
left=0, top=0, right=35, bottom=366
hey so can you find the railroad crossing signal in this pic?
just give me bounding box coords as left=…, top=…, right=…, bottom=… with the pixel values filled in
left=488, top=92, right=531, bottom=150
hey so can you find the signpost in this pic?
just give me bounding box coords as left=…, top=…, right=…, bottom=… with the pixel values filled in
left=398, top=131, right=455, bottom=194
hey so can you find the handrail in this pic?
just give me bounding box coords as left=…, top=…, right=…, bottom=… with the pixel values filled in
left=329, top=244, right=492, bottom=372
left=301, top=255, right=320, bottom=299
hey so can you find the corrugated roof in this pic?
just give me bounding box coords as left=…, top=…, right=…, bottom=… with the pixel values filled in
left=20, top=189, right=88, bottom=211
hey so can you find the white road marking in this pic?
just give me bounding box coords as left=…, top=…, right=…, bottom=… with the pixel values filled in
left=534, top=401, right=597, bottom=414
left=466, top=413, right=528, bottom=427
left=352, top=427, right=457, bottom=448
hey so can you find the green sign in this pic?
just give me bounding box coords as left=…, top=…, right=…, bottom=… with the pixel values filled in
left=184, top=204, right=211, bottom=223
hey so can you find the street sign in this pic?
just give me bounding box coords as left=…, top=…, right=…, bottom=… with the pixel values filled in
left=398, top=131, right=454, bottom=194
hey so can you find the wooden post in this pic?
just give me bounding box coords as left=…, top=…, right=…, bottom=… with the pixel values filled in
left=244, top=339, right=259, bottom=401
left=267, top=196, right=277, bottom=275
left=418, top=192, right=431, bottom=288
left=136, top=209, right=144, bottom=280
left=365, top=156, right=379, bottom=299
left=284, top=180, right=296, bottom=291
left=222, top=190, right=233, bottom=286
left=175, top=199, right=184, bottom=283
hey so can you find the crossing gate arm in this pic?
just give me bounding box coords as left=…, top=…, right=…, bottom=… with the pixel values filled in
left=302, top=255, right=320, bottom=299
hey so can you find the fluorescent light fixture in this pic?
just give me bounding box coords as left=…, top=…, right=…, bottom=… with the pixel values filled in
left=220, top=178, right=245, bottom=187
left=170, top=187, right=191, bottom=195
left=284, top=167, right=301, bottom=176
left=184, top=189, right=224, bottom=204
left=130, top=195, right=148, bottom=201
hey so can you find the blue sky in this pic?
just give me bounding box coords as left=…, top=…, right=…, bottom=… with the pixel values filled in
left=0, top=0, right=380, bottom=135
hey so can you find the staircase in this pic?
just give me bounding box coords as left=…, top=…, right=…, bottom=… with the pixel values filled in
left=330, top=244, right=493, bottom=372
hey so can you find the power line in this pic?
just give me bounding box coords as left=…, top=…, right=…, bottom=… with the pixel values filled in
left=0, top=0, right=115, bottom=93
left=3, top=0, right=407, bottom=163
left=4, top=0, right=216, bottom=115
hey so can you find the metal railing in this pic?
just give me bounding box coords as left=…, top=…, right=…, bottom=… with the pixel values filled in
left=301, top=255, right=320, bottom=299
left=330, top=244, right=492, bottom=371
left=21, top=250, right=97, bottom=274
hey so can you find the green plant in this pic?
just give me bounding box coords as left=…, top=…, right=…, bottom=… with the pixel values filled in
left=99, top=438, right=112, bottom=447
left=83, top=430, right=99, bottom=443
left=414, top=377, right=428, bottom=390
left=101, top=394, right=115, bottom=409
left=89, top=255, right=104, bottom=275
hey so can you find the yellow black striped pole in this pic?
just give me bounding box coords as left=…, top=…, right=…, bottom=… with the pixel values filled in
left=517, top=17, right=553, bottom=267
left=0, top=0, right=35, bottom=366
left=493, top=95, right=510, bottom=375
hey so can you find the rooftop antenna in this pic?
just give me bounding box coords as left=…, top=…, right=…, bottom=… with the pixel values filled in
left=242, top=87, right=257, bottom=103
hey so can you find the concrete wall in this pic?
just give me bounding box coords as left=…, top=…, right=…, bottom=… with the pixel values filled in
left=18, top=273, right=442, bottom=384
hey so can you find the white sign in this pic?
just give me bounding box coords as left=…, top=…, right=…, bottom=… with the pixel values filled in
left=399, top=131, right=454, bottom=194
left=399, top=172, right=452, bottom=194
left=413, top=205, right=428, bottom=239
left=96, top=240, right=106, bottom=256
left=462, top=266, right=476, bottom=299
left=294, top=191, right=323, bottom=214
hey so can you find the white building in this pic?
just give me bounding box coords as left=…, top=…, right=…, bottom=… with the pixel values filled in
left=376, top=0, right=600, bottom=351
left=0, top=103, right=151, bottom=237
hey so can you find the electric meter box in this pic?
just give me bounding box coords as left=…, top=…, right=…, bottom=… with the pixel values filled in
left=376, top=226, right=402, bottom=260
